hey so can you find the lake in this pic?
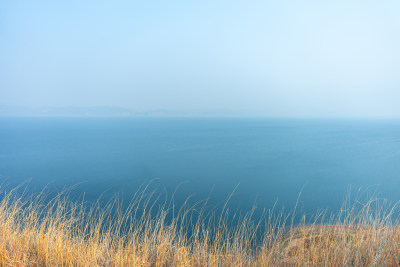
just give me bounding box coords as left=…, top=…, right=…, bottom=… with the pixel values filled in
left=1, top=118, right=400, bottom=221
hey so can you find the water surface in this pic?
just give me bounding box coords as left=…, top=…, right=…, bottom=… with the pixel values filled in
left=1, top=118, right=400, bottom=219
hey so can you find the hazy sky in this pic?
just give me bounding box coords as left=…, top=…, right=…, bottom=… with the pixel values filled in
left=1, top=0, right=400, bottom=117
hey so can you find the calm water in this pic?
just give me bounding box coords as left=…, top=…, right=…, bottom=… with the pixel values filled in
left=1, top=118, right=400, bottom=219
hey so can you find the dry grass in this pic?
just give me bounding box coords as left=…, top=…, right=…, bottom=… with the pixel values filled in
left=0, top=184, right=400, bottom=266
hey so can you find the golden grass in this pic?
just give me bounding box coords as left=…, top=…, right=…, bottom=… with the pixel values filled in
left=1, top=184, right=400, bottom=266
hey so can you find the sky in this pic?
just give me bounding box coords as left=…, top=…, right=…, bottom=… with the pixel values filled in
left=1, top=0, right=400, bottom=117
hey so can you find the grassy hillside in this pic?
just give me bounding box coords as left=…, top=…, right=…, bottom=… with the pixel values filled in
left=0, top=185, right=398, bottom=266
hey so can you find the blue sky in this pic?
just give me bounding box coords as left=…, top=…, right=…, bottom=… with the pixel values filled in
left=1, top=0, right=400, bottom=117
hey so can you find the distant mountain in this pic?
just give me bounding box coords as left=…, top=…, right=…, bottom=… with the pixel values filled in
left=0, top=106, right=243, bottom=117
left=0, top=106, right=136, bottom=117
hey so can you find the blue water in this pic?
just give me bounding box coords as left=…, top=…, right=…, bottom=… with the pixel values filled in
left=1, top=118, right=400, bottom=219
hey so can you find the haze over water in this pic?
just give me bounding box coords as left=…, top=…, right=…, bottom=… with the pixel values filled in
left=2, top=1, right=400, bottom=223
